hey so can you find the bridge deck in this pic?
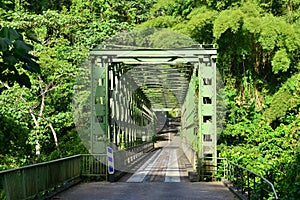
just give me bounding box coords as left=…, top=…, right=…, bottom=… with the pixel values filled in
left=53, top=134, right=237, bottom=200
left=53, top=182, right=237, bottom=200
left=122, top=133, right=190, bottom=183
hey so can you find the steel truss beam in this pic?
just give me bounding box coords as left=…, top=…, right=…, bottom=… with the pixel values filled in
left=90, top=46, right=218, bottom=179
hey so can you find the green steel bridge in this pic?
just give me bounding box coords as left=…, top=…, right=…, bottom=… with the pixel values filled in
left=0, top=45, right=279, bottom=200
left=86, top=45, right=218, bottom=165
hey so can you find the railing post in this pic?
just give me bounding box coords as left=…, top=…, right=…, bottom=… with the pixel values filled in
left=108, top=173, right=115, bottom=182
left=224, top=159, right=228, bottom=179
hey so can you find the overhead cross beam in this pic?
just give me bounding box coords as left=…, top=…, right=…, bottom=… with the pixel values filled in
left=90, top=46, right=217, bottom=110
left=89, top=45, right=218, bottom=165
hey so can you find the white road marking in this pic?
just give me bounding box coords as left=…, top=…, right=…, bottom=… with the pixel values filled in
left=164, top=149, right=180, bottom=182
left=127, top=149, right=162, bottom=182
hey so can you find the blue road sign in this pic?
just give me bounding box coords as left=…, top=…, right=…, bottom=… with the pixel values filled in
left=107, top=147, right=114, bottom=174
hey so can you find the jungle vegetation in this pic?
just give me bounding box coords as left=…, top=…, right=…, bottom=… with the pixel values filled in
left=0, top=0, right=299, bottom=199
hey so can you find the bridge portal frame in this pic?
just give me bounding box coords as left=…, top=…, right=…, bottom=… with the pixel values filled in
left=89, top=46, right=217, bottom=174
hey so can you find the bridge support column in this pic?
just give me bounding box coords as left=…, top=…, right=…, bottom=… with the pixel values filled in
left=198, top=54, right=217, bottom=181
left=90, top=56, right=113, bottom=154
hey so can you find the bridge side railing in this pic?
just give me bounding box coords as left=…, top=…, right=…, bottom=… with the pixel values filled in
left=81, top=154, right=107, bottom=178
left=198, top=157, right=280, bottom=200
left=0, top=141, right=153, bottom=200
left=0, top=155, right=81, bottom=200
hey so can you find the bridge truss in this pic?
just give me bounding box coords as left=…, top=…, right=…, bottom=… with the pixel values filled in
left=88, top=45, right=217, bottom=174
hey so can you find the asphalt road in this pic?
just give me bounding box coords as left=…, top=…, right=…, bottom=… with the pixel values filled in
left=52, top=182, right=238, bottom=200
left=53, top=134, right=237, bottom=200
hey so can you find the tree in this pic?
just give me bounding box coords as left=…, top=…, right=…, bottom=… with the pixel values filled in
left=0, top=27, right=40, bottom=90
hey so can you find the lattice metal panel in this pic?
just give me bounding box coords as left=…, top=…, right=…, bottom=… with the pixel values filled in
left=181, top=66, right=198, bottom=151
left=89, top=47, right=217, bottom=158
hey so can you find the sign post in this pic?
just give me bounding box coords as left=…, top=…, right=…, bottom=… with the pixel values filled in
left=107, top=147, right=115, bottom=182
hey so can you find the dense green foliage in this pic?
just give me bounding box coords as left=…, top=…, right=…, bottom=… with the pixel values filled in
left=1, top=0, right=300, bottom=199
left=0, top=0, right=154, bottom=169
left=141, top=0, right=300, bottom=199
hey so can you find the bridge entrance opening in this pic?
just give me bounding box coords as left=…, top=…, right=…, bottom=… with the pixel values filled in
left=85, top=45, right=217, bottom=179
left=70, top=28, right=219, bottom=181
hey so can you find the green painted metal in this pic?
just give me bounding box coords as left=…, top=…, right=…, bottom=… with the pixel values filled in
left=90, top=56, right=109, bottom=154
left=180, top=52, right=218, bottom=173
left=0, top=143, right=155, bottom=199
left=109, top=65, right=154, bottom=148
left=129, top=64, right=191, bottom=109
left=90, top=46, right=218, bottom=176
left=89, top=47, right=215, bottom=111
left=198, top=157, right=279, bottom=200
left=0, top=155, right=81, bottom=200
left=81, top=154, right=108, bottom=178
left=198, top=55, right=218, bottom=172
left=181, top=67, right=198, bottom=151
left=90, top=55, right=154, bottom=152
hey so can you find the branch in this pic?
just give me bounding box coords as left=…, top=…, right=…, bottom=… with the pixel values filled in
left=0, top=81, right=11, bottom=89
left=6, top=104, right=59, bottom=147
left=44, top=74, right=64, bottom=92
left=38, top=75, right=45, bottom=117
left=26, top=109, right=59, bottom=147
left=38, top=73, right=67, bottom=97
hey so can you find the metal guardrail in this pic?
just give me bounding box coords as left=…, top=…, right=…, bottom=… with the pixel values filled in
left=198, top=157, right=280, bottom=200
left=81, top=154, right=107, bottom=178
left=82, top=142, right=153, bottom=179
left=0, top=142, right=154, bottom=200
left=0, top=155, right=81, bottom=200
left=227, top=161, right=280, bottom=200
